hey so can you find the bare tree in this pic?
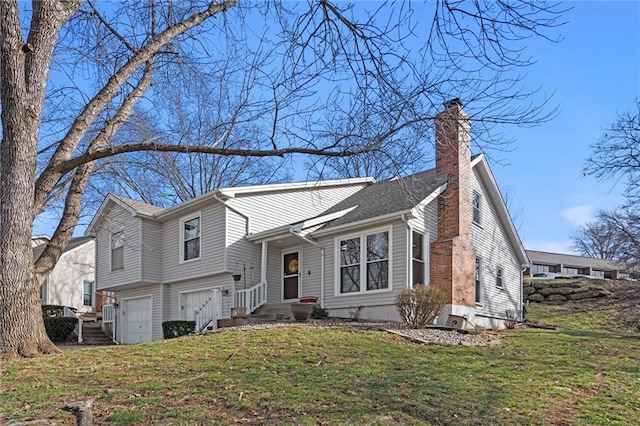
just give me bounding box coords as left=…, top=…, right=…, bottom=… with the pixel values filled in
left=0, top=0, right=565, bottom=360
left=571, top=208, right=640, bottom=268
left=584, top=98, right=640, bottom=202
left=570, top=212, right=623, bottom=260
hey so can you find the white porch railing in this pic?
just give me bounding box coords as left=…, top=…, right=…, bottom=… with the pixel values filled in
left=194, top=289, right=219, bottom=333
left=102, top=303, right=116, bottom=342
left=235, top=281, right=267, bottom=315
left=63, top=307, right=83, bottom=343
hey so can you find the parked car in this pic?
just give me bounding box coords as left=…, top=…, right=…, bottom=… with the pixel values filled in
left=531, top=272, right=558, bottom=279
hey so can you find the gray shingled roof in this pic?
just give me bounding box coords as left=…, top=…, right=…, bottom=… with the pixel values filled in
left=526, top=250, right=626, bottom=271
left=111, top=195, right=164, bottom=216
left=33, top=236, right=94, bottom=261
left=320, top=168, right=447, bottom=229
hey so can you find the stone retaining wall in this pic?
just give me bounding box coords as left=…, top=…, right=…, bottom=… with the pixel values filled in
left=523, top=281, right=609, bottom=303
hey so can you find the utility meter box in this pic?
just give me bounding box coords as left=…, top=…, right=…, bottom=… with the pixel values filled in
left=446, top=314, right=466, bottom=329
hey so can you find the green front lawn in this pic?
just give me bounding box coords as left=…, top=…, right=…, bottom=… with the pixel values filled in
left=2, top=313, right=639, bottom=425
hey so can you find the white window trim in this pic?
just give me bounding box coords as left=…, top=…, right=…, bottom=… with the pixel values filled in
left=334, top=226, right=393, bottom=297
left=475, top=256, right=484, bottom=305
left=180, top=212, right=202, bottom=264
left=281, top=247, right=303, bottom=302
left=110, top=231, right=124, bottom=271
left=410, top=230, right=429, bottom=288
left=496, top=266, right=504, bottom=289
left=472, top=190, right=482, bottom=225
left=82, top=280, right=94, bottom=307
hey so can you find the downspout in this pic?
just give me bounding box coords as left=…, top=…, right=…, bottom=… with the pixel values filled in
left=289, top=227, right=325, bottom=308
left=520, top=265, right=528, bottom=322
left=401, top=214, right=411, bottom=288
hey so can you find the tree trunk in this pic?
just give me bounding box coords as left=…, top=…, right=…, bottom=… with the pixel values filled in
left=0, top=1, right=64, bottom=361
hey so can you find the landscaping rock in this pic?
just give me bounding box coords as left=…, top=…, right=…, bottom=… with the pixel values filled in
left=566, top=291, right=606, bottom=300
left=528, top=294, right=544, bottom=302
left=539, top=286, right=575, bottom=296
left=546, top=294, right=568, bottom=302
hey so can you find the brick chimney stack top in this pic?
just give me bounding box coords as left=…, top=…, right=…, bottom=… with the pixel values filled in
left=443, top=98, right=462, bottom=109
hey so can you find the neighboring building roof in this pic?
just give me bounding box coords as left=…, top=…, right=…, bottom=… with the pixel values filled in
left=33, top=236, right=94, bottom=261
left=320, top=169, right=447, bottom=229
left=526, top=250, right=627, bottom=271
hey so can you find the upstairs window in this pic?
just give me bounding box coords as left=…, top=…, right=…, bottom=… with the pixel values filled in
left=472, top=190, right=481, bottom=224
left=182, top=215, right=201, bottom=262
left=496, top=267, right=504, bottom=288
left=412, top=231, right=425, bottom=286
left=111, top=231, right=124, bottom=271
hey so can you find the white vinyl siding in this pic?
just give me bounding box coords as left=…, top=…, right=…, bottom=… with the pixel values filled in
left=224, top=184, right=368, bottom=234
left=225, top=208, right=262, bottom=286
left=43, top=241, right=96, bottom=312
left=94, top=204, right=142, bottom=291
left=470, top=168, right=522, bottom=320
left=162, top=203, right=225, bottom=283
left=140, top=219, right=163, bottom=283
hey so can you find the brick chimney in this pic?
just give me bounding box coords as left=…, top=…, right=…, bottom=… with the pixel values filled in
left=430, top=99, right=476, bottom=309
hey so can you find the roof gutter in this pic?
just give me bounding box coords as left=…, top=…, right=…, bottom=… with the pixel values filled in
left=289, top=226, right=326, bottom=309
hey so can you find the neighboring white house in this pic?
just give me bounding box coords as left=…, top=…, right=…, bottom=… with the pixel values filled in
left=36, top=236, right=96, bottom=313
left=86, top=100, right=529, bottom=344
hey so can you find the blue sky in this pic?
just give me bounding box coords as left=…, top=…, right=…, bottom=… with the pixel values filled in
left=488, top=1, right=640, bottom=254
left=33, top=1, right=640, bottom=257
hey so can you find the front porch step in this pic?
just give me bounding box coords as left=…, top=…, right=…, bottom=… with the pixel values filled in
left=252, top=303, right=294, bottom=320
left=217, top=303, right=297, bottom=328
left=81, top=321, right=114, bottom=345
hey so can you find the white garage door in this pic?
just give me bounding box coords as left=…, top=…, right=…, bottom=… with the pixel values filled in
left=181, top=288, right=221, bottom=332
left=122, top=296, right=152, bottom=344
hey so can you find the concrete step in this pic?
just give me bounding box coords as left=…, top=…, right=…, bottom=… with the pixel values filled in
left=253, top=303, right=294, bottom=320
left=81, top=322, right=114, bottom=345
left=218, top=316, right=282, bottom=328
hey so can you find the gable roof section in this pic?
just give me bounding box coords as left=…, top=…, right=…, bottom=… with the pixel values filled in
left=317, top=169, right=447, bottom=231
left=33, top=236, right=94, bottom=261
left=85, top=194, right=164, bottom=235
left=471, top=154, right=529, bottom=266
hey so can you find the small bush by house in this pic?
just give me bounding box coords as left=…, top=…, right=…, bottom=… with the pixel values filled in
left=395, top=285, right=448, bottom=328
left=162, top=321, right=196, bottom=339
left=44, top=317, right=78, bottom=342
left=310, top=305, right=329, bottom=319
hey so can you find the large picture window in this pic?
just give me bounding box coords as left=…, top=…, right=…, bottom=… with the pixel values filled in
left=111, top=231, right=124, bottom=271
left=182, top=215, right=201, bottom=262
left=338, top=229, right=390, bottom=294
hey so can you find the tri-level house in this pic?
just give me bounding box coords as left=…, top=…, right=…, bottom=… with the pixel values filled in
left=86, top=100, right=529, bottom=344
